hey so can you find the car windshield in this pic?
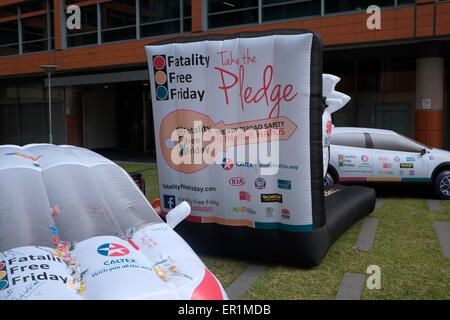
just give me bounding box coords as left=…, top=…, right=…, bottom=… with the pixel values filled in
left=397, top=133, right=430, bottom=150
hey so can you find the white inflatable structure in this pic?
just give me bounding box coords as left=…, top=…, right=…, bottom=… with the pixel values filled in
left=0, top=144, right=227, bottom=300
left=322, top=74, right=351, bottom=178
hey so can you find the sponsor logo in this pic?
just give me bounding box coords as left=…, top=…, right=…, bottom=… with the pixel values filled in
left=277, top=179, right=291, bottom=190
left=324, top=188, right=341, bottom=197
left=261, top=193, right=283, bottom=203
left=239, top=191, right=252, bottom=201
left=383, top=163, right=392, bottom=168
left=378, top=171, right=394, bottom=175
left=378, top=156, right=388, bottom=161
left=400, top=163, right=413, bottom=168
left=361, top=155, right=369, bottom=162
left=265, top=207, right=274, bottom=218
left=4, top=152, right=42, bottom=162
left=177, top=196, right=219, bottom=207
left=254, top=177, right=266, bottom=189
left=152, top=55, right=169, bottom=101
left=5, top=152, right=43, bottom=167
left=409, top=170, right=415, bottom=176
left=406, top=157, right=415, bottom=162
left=429, top=155, right=435, bottom=160
left=394, top=156, right=401, bottom=162
left=338, top=154, right=344, bottom=167
left=235, top=161, right=254, bottom=168
left=97, top=243, right=130, bottom=257
left=163, top=194, right=176, bottom=209
left=233, top=206, right=255, bottom=214
left=229, top=177, right=245, bottom=186
left=338, top=154, right=356, bottom=168
left=191, top=206, right=213, bottom=212
left=281, top=208, right=290, bottom=219
left=222, top=158, right=234, bottom=171
left=325, top=120, right=332, bottom=136
left=0, top=262, right=9, bottom=291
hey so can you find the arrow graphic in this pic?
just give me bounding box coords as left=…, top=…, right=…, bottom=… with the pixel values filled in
left=159, top=109, right=297, bottom=174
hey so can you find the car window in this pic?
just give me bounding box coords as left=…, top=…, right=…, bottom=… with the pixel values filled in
left=370, top=133, right=424, bottom=153
left=397, top=133, right=430, bottom=150
left=330, top=132, right=366, bottom=148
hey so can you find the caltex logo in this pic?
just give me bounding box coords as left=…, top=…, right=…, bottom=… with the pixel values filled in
left=97, top=243, right=130, bottom=257
left=222, top=158, right=233, bottom=171
left=0, top=262, right=8, bottom=291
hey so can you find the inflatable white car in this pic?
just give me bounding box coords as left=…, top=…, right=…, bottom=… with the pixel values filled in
left=327, top=127, right=450, bottom=199
left=0, top=144, right=227, bottom=300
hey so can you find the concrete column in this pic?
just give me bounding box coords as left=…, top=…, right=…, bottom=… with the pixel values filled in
left=415, top=56, right=444, bottom=148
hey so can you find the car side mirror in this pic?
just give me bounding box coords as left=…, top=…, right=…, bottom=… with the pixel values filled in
left=420, top=148, right=427, bottom=156
left=165, top=201, right=191, bottom=229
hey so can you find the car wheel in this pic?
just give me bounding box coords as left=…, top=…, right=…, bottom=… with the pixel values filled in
left=434, top=170, right=450, bottom=199
left=324, top=173, right=335, bottom=188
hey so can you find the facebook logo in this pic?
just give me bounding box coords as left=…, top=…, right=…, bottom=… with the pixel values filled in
left=163, top=195, right=176, bottom=209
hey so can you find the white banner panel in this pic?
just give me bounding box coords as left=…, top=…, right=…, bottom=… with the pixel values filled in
left=146, top=33, right=315, bottom=231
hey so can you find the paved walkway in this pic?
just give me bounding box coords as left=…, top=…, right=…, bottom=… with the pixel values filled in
left=427, top=199, right=442, bottom=212
left=226, top=264, right=267, bottom=300
left=375, top=198, right=383, bottom=209
left=434, top=221, right=450, bottom=258
left=336, top=273, right=365, bottom=300
left=355, top=218, right=379, bottom=251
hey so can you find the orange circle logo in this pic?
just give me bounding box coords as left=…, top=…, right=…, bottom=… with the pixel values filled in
left=155, top=71, right=167, bottom=85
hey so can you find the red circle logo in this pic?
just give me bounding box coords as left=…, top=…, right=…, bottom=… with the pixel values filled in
left=153, top=56, right=166, bottom=70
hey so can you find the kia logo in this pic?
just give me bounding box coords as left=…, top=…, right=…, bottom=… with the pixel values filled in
left=229, top=177, right=245, bottom=186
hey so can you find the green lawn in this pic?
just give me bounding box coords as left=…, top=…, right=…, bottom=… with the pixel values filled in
left=117, top=162, right=159, bottom=202
left=117, top=162, right=450, bottom=299
left=244, top=198, right=449, bottom=300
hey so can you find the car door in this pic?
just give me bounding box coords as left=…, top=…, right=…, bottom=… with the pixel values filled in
left=330, top=131, right=373, bottom=181
left=370, top=132, right=429, bottom=182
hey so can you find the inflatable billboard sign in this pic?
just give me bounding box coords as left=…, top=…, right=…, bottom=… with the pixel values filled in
left=146, top=30, right=375, bottom=266
left=146, top=30, right=321, bottom=232
left=0, top=144, right=227, bottom=300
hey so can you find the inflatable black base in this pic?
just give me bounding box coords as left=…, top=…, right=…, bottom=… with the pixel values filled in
left=174, top=184, right=376, bottom=267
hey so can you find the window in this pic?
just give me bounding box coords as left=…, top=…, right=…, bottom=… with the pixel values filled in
left=65, top=1, right=190, bottom=47
left=140, top=0, right=191, bottom=37
left=0, top=1, right=53, bottom=56
left=208, top=0, right=258, bottom=29
left=22, top=15, right=49, bottom=53
left=20, top=0, right=51, bottom=53
left=0, top=5, right=18, bottom=57
left=330, top=132, right=366, bottom=148
left=324, top=0, right=394, bottom=14
left=102, top=0, right=136, bottom=43
left=370, top=133, right=425, bottom=153
left=0, top=21, right=19, bottom=57
left=0, top=4, right=17, bottom=18
left=66, top=3, right=98, bottom=47
left=263, top=0, right=321, bottom=22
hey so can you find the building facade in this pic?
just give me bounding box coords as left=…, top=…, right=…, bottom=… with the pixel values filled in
left=0, top=0, right=449, bottom=153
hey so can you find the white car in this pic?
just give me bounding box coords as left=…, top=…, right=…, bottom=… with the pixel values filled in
left=326, top=127, right=450, bottom=199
